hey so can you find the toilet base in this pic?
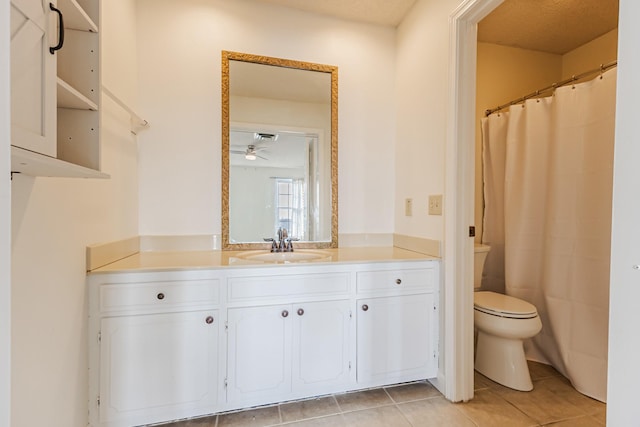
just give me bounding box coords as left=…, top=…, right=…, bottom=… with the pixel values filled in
left=475, top=331, right=533, bottom=391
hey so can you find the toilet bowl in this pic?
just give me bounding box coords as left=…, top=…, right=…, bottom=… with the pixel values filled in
left=473, top=244, right=542, bottom=391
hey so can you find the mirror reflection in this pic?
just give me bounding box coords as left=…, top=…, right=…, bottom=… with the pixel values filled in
left=221, top=51, right=338, bottom=250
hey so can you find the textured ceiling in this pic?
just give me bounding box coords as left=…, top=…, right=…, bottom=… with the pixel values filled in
left=249, top=0, right=618, bottom=54
left=478, top=0, right=619, bottom=54
left=250, top=0, right=416, bottom=27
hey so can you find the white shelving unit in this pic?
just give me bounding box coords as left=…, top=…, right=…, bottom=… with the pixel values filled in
left=10, top=0, right=106, bottom=178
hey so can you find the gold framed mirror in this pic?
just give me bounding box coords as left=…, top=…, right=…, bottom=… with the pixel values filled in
left=221, top=51, right=338, bottom=250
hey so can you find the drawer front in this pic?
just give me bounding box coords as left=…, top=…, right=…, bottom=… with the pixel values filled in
left=356, top=268, right=435, bottom=295
left=100, top=279, right=220, bottom=313
left=228, top=273, right=350, bottom=302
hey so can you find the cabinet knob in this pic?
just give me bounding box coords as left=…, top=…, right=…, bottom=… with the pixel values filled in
left=281, top=310, right=289, bottom=318
left=205, top=316, right=214, bottom=324
left=157, top=292, right=165, bottom=300
left=297, top=308, right=304, bottom=316
left=396, top=278, right=402, bottom=285
left=362, top=304, right=369, bottom=311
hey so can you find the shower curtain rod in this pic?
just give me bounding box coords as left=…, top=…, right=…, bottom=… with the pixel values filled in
left=484, top=60, right=618, bottom=116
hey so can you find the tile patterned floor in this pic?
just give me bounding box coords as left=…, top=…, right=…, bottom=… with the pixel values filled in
left=158, top=362, right=606, bottom=427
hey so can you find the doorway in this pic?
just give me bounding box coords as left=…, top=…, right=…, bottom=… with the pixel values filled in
left=444, top=0, right=618, bottom=403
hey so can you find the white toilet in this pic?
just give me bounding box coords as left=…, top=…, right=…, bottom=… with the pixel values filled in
left=473, top=244, right=542, bottom=391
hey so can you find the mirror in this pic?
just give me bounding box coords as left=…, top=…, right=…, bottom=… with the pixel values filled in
left=221, top=51, right=338, bottom=250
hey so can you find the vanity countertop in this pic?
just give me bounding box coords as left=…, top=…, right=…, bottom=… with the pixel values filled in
left=89, top=247, right=438, bottom=274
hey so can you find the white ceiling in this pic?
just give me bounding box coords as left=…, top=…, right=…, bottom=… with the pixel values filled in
left=250, top=0, right=416, bottom=27
left=250, top=0, right=618, bottom=54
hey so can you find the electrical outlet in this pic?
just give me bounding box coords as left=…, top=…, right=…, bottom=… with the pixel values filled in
left=428, top=195, right=443, bottom=215
left=405, top=198, right=413, bottom=216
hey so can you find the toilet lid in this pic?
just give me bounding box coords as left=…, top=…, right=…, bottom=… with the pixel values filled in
left=474, top=291, right=538, bottom=319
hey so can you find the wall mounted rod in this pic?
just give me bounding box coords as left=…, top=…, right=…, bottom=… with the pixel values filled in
left=485, top=60, right=618, bottom=117
left=102, top=85, right=150, bottom=134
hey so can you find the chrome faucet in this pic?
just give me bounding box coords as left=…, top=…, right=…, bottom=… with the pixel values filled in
left=263, top=227, right=300, bottom=252
left=263, top=228, right=297, bottom=252
left=278, top=228, right=288, bottom=251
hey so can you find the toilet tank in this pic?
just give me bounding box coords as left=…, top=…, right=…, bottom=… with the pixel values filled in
left=474, top=244, right=491, bottom=290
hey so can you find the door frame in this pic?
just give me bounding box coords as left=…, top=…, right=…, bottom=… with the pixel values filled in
left=443, top=0, right=504, bottom=402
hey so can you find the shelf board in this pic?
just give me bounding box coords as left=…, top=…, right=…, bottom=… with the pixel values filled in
left=59, top=0, right=98, bottom=32
left=57, top=78, right=98, bottom=110
left=11, top=146, right=109, bottom=179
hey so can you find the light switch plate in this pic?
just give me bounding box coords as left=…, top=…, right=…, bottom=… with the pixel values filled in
left=405, top=198, right=413, bottom=216
left=429, top=195, right=443, bottom=215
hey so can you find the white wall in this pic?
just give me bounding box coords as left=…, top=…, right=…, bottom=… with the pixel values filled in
left=394, top=0, right=461, bottom=241
left=607, top=0, right=640, bottom=423
left=9, top=1, right=139, bottom=426
left=136, top=0, right=397, bottom=239
left=1, top=0, right=11, bottom=425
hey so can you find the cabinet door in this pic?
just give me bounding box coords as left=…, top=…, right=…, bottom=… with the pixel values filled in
left=357, top=294, right=435, bottom=385
left=227, top=305, right=292, bottom=405
left=10, top=0, right=56, bottom=156
left=100, top=310, right=219, bottom=426
left=292, top=300, right=351, bottom=393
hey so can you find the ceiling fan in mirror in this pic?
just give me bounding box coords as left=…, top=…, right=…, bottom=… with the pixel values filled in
left=230, top=132, right=278, bottom=161
left=230, top=144, right=268, bottom=160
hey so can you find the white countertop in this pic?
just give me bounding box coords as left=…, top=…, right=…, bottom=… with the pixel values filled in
left=89, top=247, right=438, bottom=274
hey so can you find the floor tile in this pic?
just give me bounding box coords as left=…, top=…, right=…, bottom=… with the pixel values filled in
left=491, top=377, right=589, bottom=425
left=384, top=381, right=441, bottom=403
left=334, top=388, right=392, bottom=412
left=217, top=405, right=280, bottom=427
left=279, top=396, right=340, bottom=423
left=591, top=406, right=607, bottom=425
left=541, top=377, right=606, bottom=415
left=541, top=415, right=603, bottom=426
left=340, top=405, right=411, bottom=427
left=156, top=415, right=217, bottom=426
left=473, top=370, right=495, bottom=390
left=282, top=414, right=345, bottom=427
left=398, top=397, right=477, bottom=427
left=528, top=361, right=562, bottom=381
left=455, top=388, right=538, bottom=427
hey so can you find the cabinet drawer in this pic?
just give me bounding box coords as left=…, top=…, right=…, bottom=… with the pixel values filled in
left=228, top=273, right=349, bottom=302
left=100, top=279, right=220, bottom=313
left=356, top=268, right=435, bottom=295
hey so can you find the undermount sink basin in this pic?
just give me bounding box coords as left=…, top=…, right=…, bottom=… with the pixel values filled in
left=232, top=250, right=331, bottom=264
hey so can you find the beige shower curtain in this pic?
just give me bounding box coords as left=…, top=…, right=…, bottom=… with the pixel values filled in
left=481, top=68, right=616, bottom=402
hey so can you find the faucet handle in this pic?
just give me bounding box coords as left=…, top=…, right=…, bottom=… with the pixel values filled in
left=263, top=238, right=277, bottom=252
left=285, top=237, right=300, bottom=252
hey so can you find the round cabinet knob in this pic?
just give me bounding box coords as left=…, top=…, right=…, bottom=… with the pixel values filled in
left=281, top=310, right=289, bottom=318
left=205, top=316, right=214, bottom=324
left=395, top=278, right=402, bottom=285
left=157, top=292, right=165, bottom=300
left=362, top=304, right=369, bottom=311
left=297, top=308, right=304, bottom=316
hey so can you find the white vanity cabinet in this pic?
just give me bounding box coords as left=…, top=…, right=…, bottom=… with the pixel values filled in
left=11, top=0, right=105, bottom=177
left=225, top=271, right=352, bottom=409
left=355, top=265, right=439, bottom=387
left=88, top=258, right=439, bottom=426
left=89, top=275, right=221, bottom=427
